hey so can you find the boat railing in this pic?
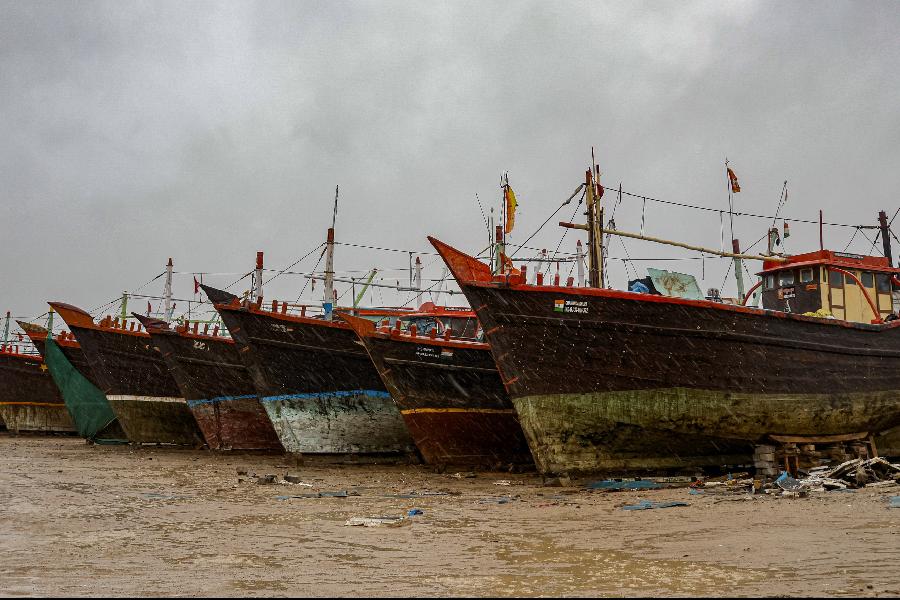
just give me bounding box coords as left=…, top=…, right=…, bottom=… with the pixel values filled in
left=174, top=319, right=229, bottom=338
left=1, top=338, right=42, bottom=357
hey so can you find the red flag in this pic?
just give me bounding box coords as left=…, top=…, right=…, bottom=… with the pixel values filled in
left=194, top=276, right=200, bottom=294
left=727, top=167, right=741, bottom=193
left=147, top=301, right=152, bottom=316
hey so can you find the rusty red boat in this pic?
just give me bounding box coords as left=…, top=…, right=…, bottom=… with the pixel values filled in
left=135, top=313, right=283, bottom=451
left=341, top=307, right=534, bottom=470
left=431, top=166, right=900, bottom=475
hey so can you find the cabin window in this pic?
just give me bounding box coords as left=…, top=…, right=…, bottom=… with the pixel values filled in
left=765, top=274, right=775, bottom=289
left=877, top=273, right=892, bottom=293
left=778, top=271, right=795, bottom=286
left=828, top=270, right=843, bottom=287
left=861, top=272, right=875, bottom=288
left=844, top=273, right=857, bottom=286
left=799, top=268, right=814, bottom=283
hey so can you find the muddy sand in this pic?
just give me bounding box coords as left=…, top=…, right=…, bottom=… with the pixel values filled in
left=0, top=435, right=898, bottom=597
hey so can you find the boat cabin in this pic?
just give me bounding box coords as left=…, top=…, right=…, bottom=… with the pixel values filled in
left=758, top=250, right=900, bottom=323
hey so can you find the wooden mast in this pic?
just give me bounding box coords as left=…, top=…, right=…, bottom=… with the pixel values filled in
left=164, top=258, right=174, bottom=322
left=584, top=167, right=603, bottom=288
left=323, top=186, right=338, bottom=321
left=879, top=210, right=893, bottom=267
left=560, top=223, right=788, bottom=263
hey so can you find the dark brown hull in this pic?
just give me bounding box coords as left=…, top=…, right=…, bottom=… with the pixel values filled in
left=52, top=305, right=203, bottom=446
left=144, top=328, right=283, bottom=451
left=0, top=352, right=75, bottom=433
left=432, top=238, right=900, bottom=475
left=355, top=330, right=533, bottom=468
left=209, top=295, right=414, bottom=456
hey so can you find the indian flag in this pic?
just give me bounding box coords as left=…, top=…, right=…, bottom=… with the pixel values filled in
left=554, top=299, right=565, bottom=312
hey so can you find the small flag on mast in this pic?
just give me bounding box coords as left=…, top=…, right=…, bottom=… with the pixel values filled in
left=146, top=301, right=152, bottom=316
left=194, top=276, right=200, bottom=295
left=727, top=167, right=741, bottom=193
left=504, top=185, right=518, bottom=234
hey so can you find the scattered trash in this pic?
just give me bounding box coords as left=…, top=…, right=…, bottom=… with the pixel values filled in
left=493, top=480, right=511, bottom=486
left=798, top=457, right=900, bottom=490
left=450, top=472, right=476, bottom=479
left=345, top=516, right=408, bottom=527
left=257, top=475, right=278, bottom=485
left=407, top=508, right=424, bottom=516
left=621, top=500, right=690, bottom=511
left=775, top=472, right=804, bottom=492
left=276, top=490, right=356, bottom=499
left=587, top=479, right=661, bottom=491
left=283, top=474, right=311, bottom=485
left=688, top=488, right=705, bottom=495
left=383, top=491, right=452, bottom=499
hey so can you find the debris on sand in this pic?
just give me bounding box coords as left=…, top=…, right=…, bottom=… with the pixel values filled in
left=345, top=516, right=408, bottom=527
left=621, top=500, right=690, bottom=511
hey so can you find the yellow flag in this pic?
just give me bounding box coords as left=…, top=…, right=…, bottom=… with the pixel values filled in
left=504, top=186, right=517, bottom=234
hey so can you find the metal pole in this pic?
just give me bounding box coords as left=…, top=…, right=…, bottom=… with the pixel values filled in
left=164, top=258, right=174, bottom=322
left=879, top=210, right=892, bottom=267
left=2, top=311, right=9, bottom=351
left=732, top=239, right=746, bottom=302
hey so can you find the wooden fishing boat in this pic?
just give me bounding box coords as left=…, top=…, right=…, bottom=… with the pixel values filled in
left=340, top=309, right=534, bottom=469
left=0, top=318, right=75, bottom=433
left=430, top=167, right=900, bottom=475
left=203, top=284, right=416, bottom=457
left=18, top=321, right=127, bottom=441
left=49, top=302, right=203, bottom=446
left=135, top=313, right=283, bottom=451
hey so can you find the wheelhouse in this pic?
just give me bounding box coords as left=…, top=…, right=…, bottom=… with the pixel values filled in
left=758, top=250, right=900, bottom=323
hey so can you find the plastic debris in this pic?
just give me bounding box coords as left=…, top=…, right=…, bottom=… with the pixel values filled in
left=276, top=490, right=356, bottom=499
left=889, top=496, right=900, bottom=509
left=450, top=472, right=476, bottom=479
left=621, top=500, right=689, bottom=511
left=407, top=508, right=424, bottom=516
left=344, top=516, right=408, bottom=527
left=493, top=480, right=511, bottom=486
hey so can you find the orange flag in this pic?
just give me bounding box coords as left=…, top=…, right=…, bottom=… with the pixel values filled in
left=727, top=167, right=741, bottom=193
left=504, top=185, right=518, bottom=234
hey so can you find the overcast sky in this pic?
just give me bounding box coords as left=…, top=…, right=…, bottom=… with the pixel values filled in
left=2, top=0, right=899, bottom=326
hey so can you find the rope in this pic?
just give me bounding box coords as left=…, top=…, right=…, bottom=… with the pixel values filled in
left=618, top=188, right=873, bottom=229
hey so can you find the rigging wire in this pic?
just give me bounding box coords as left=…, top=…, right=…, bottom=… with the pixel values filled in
left=617, top=188, right=873, bottom=229
left=508, top=184, right=585, bottom=259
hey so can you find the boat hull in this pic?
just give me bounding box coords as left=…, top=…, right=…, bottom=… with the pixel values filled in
left=51, top=304, right=204, bottom=446
left=145, top=328, right=283, bottom=451
left=0, top=352, right=75, bottom=434
left=431, top=239, right=900, bottom=475
left=212, top=302, right=415, bottom=456
left=355, top=330, right=533, bottom=468
left=105, top=394, right=200, bottom=445
left=262, top=390, right=413, bottom=454
left=22, top=327, right=127, bottom=441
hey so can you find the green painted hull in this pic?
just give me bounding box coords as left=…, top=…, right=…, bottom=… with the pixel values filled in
left=42, top=338, right=126, bottom=441
left=514, top=387, right=900, bottom=475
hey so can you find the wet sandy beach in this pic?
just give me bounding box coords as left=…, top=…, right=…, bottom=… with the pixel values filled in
left=1, top=435, right=898, bottom=597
